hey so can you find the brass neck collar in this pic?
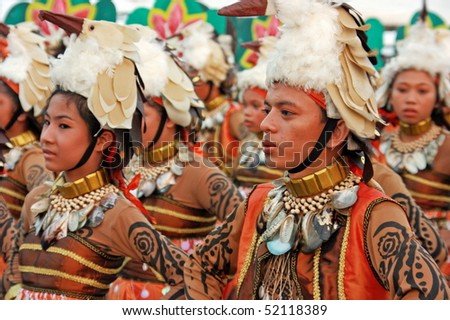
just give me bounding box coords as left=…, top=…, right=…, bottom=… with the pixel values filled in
left=205, top=95, right=227, bottom=112
left=56, top=169, right=110, bottom=199
left=9, top=131, right=37, bottom=147
left=284, top=161, right=349, bottom=198
left=144, top=141, right=177, bottom=164
left=399, top=118, right=432, bottom=136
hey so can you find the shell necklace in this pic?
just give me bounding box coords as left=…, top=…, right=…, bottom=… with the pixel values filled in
left=380, top=123, right=445, bottom=174
left=31, top=169, right=119, bottom=249
left=125, top=141, right=192, bottom=198
left=260, top=165, right=361, bottom=256
left=257, top=162, right=361, bottom=300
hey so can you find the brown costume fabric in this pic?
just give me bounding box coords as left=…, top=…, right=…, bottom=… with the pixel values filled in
left=183, top=180, right=450, bottom=299
left=381, top=129, right=450, bottom=284
left=0, top=145, right=52, bottom=218
left=401, top=170, right=450, bottom=213
left=107, top=152, right=243, bottom=299
left=372, top=161, right=448, bottom=266
left=20, top=233, right=125, bottom=299
left=3, top=184, right=188, bottom=300
left=0, top=195, right=17, bottom=298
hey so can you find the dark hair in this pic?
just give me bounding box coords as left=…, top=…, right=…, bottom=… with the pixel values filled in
left=45, top=87, right=101, bottom=137
left=0, top=79, right=41, bottom=136
left=219, top=66, right=238, bottom=98
left=0, top=80, right=20, bottom=109
left=432, top=104, right=450, bottom=130
left=388, top=71, right=450, bottom=130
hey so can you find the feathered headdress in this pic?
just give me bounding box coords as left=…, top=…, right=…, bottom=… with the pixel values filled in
left=376, top=4, right=450, bottom=109
left=177, top=20, right=234, bottom=87
left=219, top=0, right=384, bottom=140
left=132, top=25, right=204, bottom=130
left=39, top=11, right=142, bottom=131
left=0, top=22, right=54, bottom=117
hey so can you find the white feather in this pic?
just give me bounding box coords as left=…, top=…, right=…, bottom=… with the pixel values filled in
left=51, top=35, right=123, bottom=98
left=180, top=21, right=213, bottom=71
left=0, top=32, right=31, bottom=83
left=266, top=1, right=342, bottom=91
left=377, top=21, right=450, bottom=107
left=238, top=62, right=268, bottom=91
left=134, top=32, right=168, bottom=97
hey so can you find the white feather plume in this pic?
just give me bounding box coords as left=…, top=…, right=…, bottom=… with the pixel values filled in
left=0, top=32, right=31, bottom=84
left=267, top=1, right=342, bottom=92
left=0, top=22, right=54, bottom=115
left=180, top=21, right=213, bottom=71
left=238, top=63, right=268, bottom=91
left=264, top=0, right=382, bottom=139
left=51, top=34, right=123, bottom=98
left=377, top=21, right=450, bottom=108
left=133, top=27, right=168, bottom=97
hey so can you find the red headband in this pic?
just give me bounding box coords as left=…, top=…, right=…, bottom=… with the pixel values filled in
left=150, top=96, right=164, bottom=107
left=248, top=87, right=267, bottom=98
left=305, top=90, right=326, bottom=110
left=0, top=76, right=19, bottom=94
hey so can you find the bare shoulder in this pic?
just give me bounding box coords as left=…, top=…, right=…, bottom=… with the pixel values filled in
left=370, top=197, right=409, bottom=225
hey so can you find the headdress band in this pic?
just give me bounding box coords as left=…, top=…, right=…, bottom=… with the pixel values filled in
left=305, top=90, right=326, bottom=110
left=248, top=87, right=267, bottom=98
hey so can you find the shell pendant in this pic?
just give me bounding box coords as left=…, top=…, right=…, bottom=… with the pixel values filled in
left=266, top=214, right=297, bottom=256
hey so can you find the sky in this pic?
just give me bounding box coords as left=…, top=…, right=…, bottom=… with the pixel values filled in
left=1, top=0, right=450, bottom=26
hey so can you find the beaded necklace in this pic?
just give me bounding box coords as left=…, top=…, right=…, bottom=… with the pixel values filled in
left=32, top=169, right=119, bottom=248
left=257, top=161, right=361, bottom=300
left=380, top=123, right=445, bottom=174
left=125, top=141, right=192, bottom=198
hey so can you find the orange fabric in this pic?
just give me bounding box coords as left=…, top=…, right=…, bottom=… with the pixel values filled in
left=248, top=87, right=267, bottom=98
left=0, top=38, right=9, bottom=60
left=305, top=90, right=326, bottom=110
left=424, top=210, right=450, bottom=220
left=343, top=184, right=391, bottom=299
left=442, top=261, right=450, bottom=287
left=108, top=277, right=168, bottom=300
left=233, top=183, right=390, bottom=299
left=235, top=184, right=271, bottom=278
left=151, top=96, right=164, bottom=107
left=222, top=183, right=273, bottom=299
left=222, top=101, right=242, bottom=160
left=0, top=257, right=5, bottom=278
left=370, top=139, right=386, bottom=164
